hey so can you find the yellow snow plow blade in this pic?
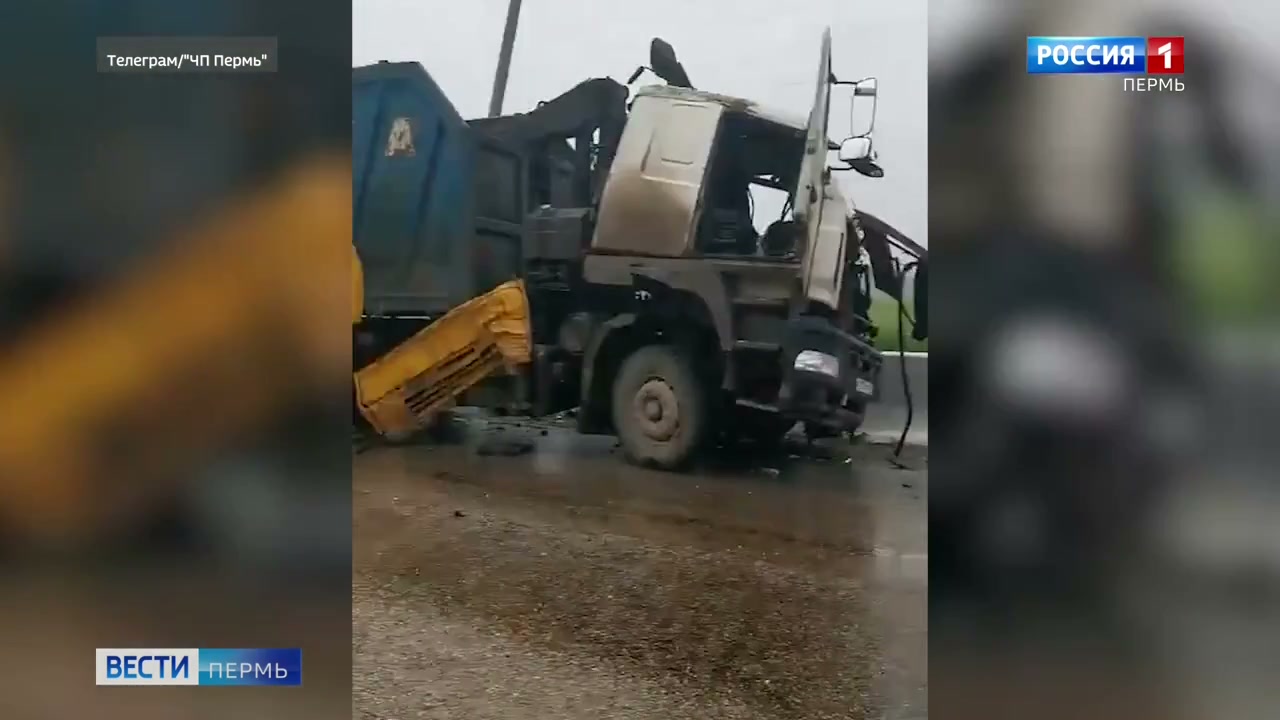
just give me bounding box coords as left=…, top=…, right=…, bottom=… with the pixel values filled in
left=353, top=279, right=531, bottom=437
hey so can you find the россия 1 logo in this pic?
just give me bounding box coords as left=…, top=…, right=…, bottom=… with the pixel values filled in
left=1026, top=36, right=1185, bottom=92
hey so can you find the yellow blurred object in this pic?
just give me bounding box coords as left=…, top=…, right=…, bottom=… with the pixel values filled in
left=353, top=279, right=531, bottom=438
left=0, top=146, right=530, bottom=547
left=0, top=154, right=352, bottom=547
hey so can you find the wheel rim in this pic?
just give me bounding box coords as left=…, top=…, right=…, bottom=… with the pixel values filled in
left=632, top=378, right=679, bottom=442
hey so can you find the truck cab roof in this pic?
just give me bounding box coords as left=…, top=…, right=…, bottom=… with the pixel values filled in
left=631, top=84, right=808, bottom=133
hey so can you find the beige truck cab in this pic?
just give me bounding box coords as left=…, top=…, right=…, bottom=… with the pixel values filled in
left=592, top=29, right=857, bottom=310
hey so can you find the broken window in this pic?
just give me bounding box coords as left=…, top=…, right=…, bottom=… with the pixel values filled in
left=697, top=111, right=805, bottom=257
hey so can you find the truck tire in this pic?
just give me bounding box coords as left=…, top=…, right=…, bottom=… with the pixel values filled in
left=611, top=344, right=708, bottom=470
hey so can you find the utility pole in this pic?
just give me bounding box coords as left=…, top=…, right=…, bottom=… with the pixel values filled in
left=487, top=0, right=524, bottom=117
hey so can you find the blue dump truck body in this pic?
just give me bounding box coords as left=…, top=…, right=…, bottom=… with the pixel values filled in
left=353, top=61, right=526, bottom=317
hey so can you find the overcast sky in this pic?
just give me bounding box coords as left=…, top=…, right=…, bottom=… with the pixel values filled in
left=354, top=0, right=928, bottom=243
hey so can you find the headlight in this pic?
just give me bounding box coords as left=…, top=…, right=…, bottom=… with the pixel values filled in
left=794, top=350, right=840, bottom=377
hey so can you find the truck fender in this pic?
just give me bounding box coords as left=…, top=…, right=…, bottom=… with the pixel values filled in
left=578, top=313, right=638, bottom=433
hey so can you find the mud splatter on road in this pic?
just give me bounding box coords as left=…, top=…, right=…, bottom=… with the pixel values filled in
left=354, top=423, right=925, bottom=720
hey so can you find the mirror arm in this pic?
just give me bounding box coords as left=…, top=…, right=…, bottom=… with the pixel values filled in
left=833, top=76, right=877, bottom=89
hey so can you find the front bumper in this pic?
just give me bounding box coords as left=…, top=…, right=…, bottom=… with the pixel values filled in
left=778, top=316, right=883, bottom=431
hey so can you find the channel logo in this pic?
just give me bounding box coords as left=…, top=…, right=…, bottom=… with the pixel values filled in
left=95, top=648, right=302, bottom=686
left=1146, top=36, right=1184, bottom=74
left=1027, top=36, right=1184, bottom=74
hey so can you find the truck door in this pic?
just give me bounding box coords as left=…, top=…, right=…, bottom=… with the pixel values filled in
left=793, top=28, right=848, bottom=310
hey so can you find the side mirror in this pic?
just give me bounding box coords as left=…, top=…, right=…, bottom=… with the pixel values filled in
left=834, top=137, right=883, bottom=177
left=649, top=38, right=693, bottom=88
left=838, top=137, right=873, bottom=163
left=847, top=77, right=879, bottom=138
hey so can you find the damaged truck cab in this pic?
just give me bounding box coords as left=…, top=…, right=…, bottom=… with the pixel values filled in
left=524, top=29, right=884, bottom=466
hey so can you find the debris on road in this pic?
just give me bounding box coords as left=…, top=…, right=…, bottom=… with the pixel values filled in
left=475, top=435, right=535, bottom=457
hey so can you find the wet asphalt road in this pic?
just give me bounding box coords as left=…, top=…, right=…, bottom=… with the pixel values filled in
left=353, top=420, right=926, bottom=720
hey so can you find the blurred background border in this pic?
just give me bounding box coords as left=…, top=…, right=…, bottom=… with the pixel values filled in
left=0, top=2, right=353, bottom=718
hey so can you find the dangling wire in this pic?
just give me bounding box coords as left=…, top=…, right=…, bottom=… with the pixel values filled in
left=893, top=257, right=919, bottom=461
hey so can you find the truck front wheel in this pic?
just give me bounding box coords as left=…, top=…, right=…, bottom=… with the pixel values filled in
left=611, top=344, right=708, bottom=470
